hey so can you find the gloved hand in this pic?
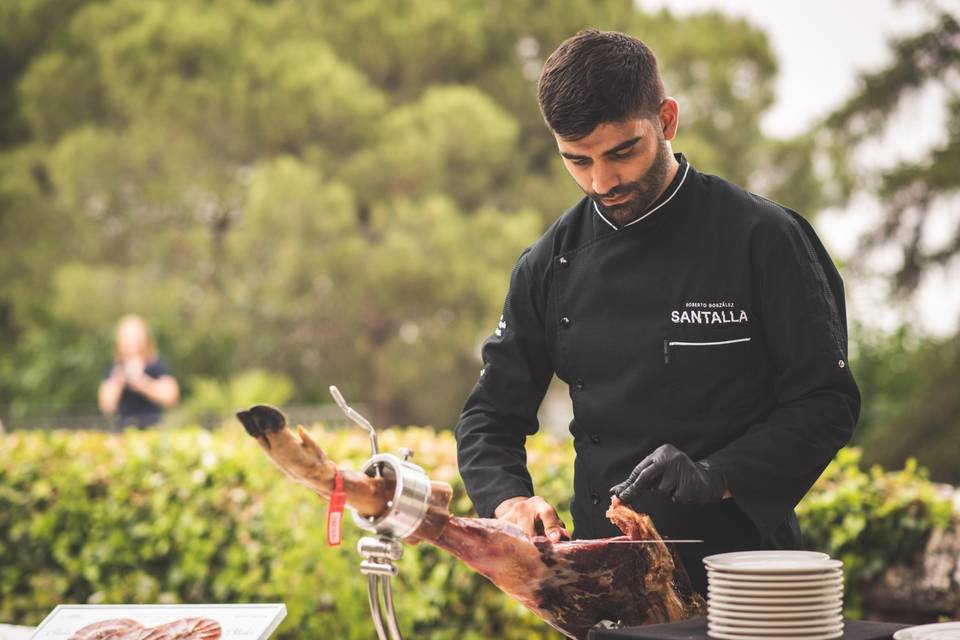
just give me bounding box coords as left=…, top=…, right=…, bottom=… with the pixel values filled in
left=609, top=444, right=727, bottom=505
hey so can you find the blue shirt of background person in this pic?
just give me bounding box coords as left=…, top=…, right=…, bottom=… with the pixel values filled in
left=98, top=314, right=180, bottom=428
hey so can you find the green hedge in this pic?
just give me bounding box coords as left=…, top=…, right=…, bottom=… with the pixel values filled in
left=0, top=426, right=573, bottom=638
left=0, top=427, right=952, bottom=636
left=797, top=447, right=953, bottom=616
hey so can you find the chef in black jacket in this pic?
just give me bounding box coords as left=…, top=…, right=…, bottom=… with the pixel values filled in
left=454, top=30, right=860, bottom=595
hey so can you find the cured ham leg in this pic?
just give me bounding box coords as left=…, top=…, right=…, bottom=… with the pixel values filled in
left=236, top=405, right=706, bottom=639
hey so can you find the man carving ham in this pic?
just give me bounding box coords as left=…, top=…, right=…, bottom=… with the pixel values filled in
left=454, top=29, right=860, bottom=596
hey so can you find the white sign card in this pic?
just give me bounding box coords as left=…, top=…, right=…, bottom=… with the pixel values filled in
left=29, top=603, right=286, bottom=640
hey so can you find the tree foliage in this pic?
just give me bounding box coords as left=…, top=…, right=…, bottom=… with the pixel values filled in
left=824, top=4, right=960, bottom=292
left=821, top=2, right=960, bottom=483
left=0, top=0, right=827, bottom=425
left=850, top=326, right=960, bottom=484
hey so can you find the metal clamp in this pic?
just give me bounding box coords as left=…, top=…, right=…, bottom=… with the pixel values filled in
left=351, top=453, right=431, bottom=539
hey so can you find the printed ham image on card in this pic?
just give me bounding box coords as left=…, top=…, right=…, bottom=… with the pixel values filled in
left=29, top=604, right=286, bottom=640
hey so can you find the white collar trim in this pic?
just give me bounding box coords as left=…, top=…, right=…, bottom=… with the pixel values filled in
left=592, top=161, right=691, bottom=231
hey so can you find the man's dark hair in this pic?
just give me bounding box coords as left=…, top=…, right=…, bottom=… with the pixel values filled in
left=538, top=30, right=665, bottom=140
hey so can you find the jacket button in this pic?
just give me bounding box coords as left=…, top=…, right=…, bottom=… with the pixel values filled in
left=560, top=316, right=571, bottom=328
left=558, top=256, right=569, bottom=267
left=590, top=434, right=600, bottom=444
left=575, top=379, right=585, bottom=389
left=591, top=493, right=600, bottom=505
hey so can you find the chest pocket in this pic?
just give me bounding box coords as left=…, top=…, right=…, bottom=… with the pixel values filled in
left=663, top=334, right=768, bottom=417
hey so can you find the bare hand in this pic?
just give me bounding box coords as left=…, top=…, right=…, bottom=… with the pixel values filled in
left=494, top=496, right=570, bottom=542
left=122, top=357, right=146, bottom=381
left=125, top=373, right=151, bottom=394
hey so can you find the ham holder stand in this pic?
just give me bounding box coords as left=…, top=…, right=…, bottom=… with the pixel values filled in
left=236, top=387, right=706, bottom=640
left=329, top=385, right=432, bottom=640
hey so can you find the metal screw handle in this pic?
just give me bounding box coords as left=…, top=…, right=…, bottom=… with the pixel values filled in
left=329, top=385, right=379, bottom=457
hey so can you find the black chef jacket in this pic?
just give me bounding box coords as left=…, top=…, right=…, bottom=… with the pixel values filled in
left=454, top=153, right=860, bottom=593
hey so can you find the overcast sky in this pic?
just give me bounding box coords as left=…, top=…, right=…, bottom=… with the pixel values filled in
left=641, top=0, right=959, bottom=336
left=641, top=0, right=938, bottom=136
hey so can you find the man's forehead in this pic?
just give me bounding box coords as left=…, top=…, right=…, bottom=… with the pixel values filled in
left=555, top=118, right=651, bottom=155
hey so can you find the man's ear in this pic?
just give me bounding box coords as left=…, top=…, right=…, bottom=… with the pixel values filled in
left=659, top=98, right=680, bottom=140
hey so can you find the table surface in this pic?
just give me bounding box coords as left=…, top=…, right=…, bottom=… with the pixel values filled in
left=587, top=618, right=911, bottom=640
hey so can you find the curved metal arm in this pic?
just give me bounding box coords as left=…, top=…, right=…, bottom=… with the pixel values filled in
left=367, top=575, right=389, bottom=640
left=329, top=385, right=379, bottom=456
left=381, top=575, right=402, bottom=640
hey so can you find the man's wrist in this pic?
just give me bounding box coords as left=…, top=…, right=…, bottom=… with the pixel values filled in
left=698, top=459, right=729, bottom=502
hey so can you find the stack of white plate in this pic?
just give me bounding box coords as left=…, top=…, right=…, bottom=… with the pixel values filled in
left=703, top=550, right=845, bottom=640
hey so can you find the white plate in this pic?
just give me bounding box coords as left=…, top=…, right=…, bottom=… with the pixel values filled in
left=704, top=550, right=841, bottom=573
left=707, top=571, right=843, bottom=589
left=709, top=621, right=844, bottom=636
left=705, top=550, right=829, bottom=565
left=709, top=593, right=843, bottom=606
left=710, top=620, right=844, bottom=632
left=707, top=630, right=842, bottom=640
left=707, top=569, right=843, bottom=582
left=709, top=585, right=844, bottom=598
left=710, top=613, right=844, bottom=628
left=708, top=580, right=843, bottom=592
left=708, top=574, right=843, bottom=585
left=709, top=600, right=843, bottom=613
left=703, top=549, right=830, bottom=564
left=893, top=622, right=960, bottom=639
left=709, top=608, right=843, bottom=620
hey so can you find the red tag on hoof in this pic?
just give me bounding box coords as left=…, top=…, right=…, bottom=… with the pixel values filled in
left=327, top=469, right=346, bottom=546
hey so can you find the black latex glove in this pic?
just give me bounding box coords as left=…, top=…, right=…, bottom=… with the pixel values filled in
left=609, top=444, right=727, bottom=505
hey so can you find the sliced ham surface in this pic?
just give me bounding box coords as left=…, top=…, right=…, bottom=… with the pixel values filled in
left=237, top=405, right=706, bottom=639
left=69, top=617, right=221, bottom=640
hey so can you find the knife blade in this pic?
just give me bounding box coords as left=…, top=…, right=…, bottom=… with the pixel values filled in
left=562, top=539, right=704, bottom=544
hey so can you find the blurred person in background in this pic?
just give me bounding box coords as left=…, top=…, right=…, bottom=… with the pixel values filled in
left=98, top=314, right=179, bottom=428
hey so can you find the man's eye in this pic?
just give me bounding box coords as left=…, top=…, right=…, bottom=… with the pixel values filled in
left=571, top=158, right=590, bottom=167
left=611, top=150, right=633, bottom=160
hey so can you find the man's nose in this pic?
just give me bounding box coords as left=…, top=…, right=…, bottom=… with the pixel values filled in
left=592, top=163, right=620, bottom=196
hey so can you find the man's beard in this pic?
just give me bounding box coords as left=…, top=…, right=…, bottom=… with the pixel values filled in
left=591, top=136, right=672, bottom=227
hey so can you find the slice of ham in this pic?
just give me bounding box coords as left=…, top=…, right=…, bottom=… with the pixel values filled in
left=69, top=617, right=222, bottom=640
left=137, top=618, right=222, bottom=640
left=69, top=619, right=143, bottom=640
left=237, top=405, right=706, bottom=639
